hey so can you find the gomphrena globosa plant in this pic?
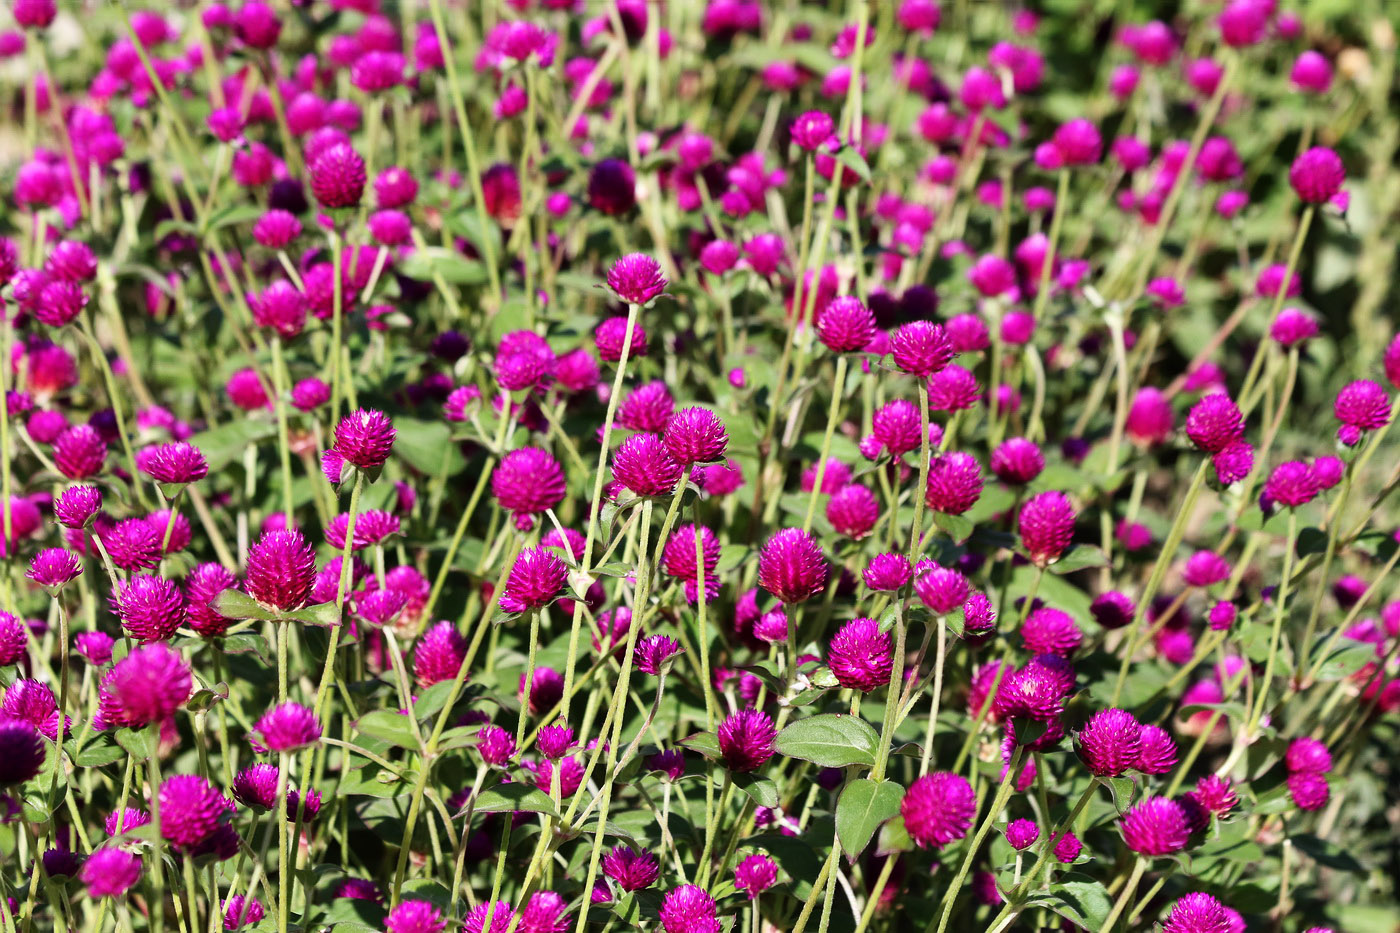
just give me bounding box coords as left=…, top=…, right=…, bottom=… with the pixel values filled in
left=0, top=0, right=1396, bottom=931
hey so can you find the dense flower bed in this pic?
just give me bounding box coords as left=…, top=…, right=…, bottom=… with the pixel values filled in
left=0, top=0, right=1397, bottom=931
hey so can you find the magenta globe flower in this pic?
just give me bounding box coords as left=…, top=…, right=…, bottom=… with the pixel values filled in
left=1018, top=491, right=1076, bottom=566
left=827, top=618, right=893, bottom=693
left=254, top=702, right=322, bottom=753
left=1120, top=797, right=1191, bottom=856
left=244, top=530, right=317, bottom=613
left=334, top=409, right=396, bottom=470
left=607, top=254, right=666, bottom=306
left=717, top=709, right=775, bottom=772
left=98, top=643, right=192, bottom=729
left=757, top=528, right=827, bottom=604
left=902, top=772, right=976, bottom=848
left=658, top=885, right=719, bottom=933
left=80, top=849, right=143, bottom=899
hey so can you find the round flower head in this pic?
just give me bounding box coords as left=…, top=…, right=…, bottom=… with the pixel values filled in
left=1311, top=456, right=1345, bottom=491
left=1076, top=708, right=1142, bottom=776
left=475, top=726, right=517, bottom=768
left=733, top=853, right=778, bottom=899
left=1207, top=601, right=1238, bottom=631
left=535, top=724, right=575, bottom=762
left=53, top=425, right=107, bottom=479
left=1021, top=607, right=1082, bottom=657
left=492, top=448, right=567, bottom=526
left=664, top=408, right=728, bottom=464
left=595, top=316, right=647, bottom=362
left=607, top=254, right=666, bottom=305
left=291, top=378, right=331, bottom=411
left=1054, top=831, right=1083, bottom=863
left=1334, top=379, right=1390, bottom=444
left=758, top=528, right=827, bottom=604
left=635, top=635, right=683, bottom=675
left=1189, top=775, right=1238, bottom=818
left=872, top=399, right=921, bottom=456
left=1271, top=307, right=1319, bottom=347
left=827, top=484, right=879, bottom=538
left=1181, top=551, right=1230, bottom=588
left=35, top=280, right=87, bottom=327
left=659, top=885, right=720, bottom=933
left=183, top=563, right=238, bottom=638
left=717, top=709, right=775, bottom=772
left=1212, top=441, right=1254, bottom=486
left=158, top=774, right=227, bottom=848
left=1018, top=491, right=1075, bottom=566
left=1162, top=893, right=1230, bottom=933
left=661, top=524, right=720, bottom=581
left=827, top=618, right=893, bottom=693
left=253, top=210, right=302, bottom=248
left=27, top=548, right=81, bottom=591
left=603, top=846, right=659, bottom=891
left=891, top=321, right=953, bottom=378
left=790, top=110, right=835, bottom=151
left=698, top=240, right=740, bottom=275
left=1120, top=797, right=1191, bottom=856
left=387, top=900, right=449, bottom=933
left=232, top=764, right=280, bottom=810
left=139, top=442, right=209, bottom=486
left=925, top=452, right=983, bottom=515
left=0, top=718, right=43, bottom=785
left=612, top=433, right=683, bottom=498
left=254, top=702, right=321, bottom=752
left=991, top=437, right=1045, bottom=485
left=1289, top=147, right=1345, bottom=203
left=902, top=772, right=976, bottom=848
left=500, top=547, right=568, bottom=613
left=518, top=891, right=569, bottom=933
left=0, top=613, right=27, bottom=666
left=1264, top=461, right=1319, bottom=509
left=81, top=849, right=142, bottom=899
left=223, top=896, right=265, bottom=930
left=53, top=485, right=101, bottom=529
left=588, top=160, right=637, bottom=216
left=252, top=281, right=308, bottom=339
left=1285, top=736, right=1332, bottom=774
left=1287, top=771, right=1329, bottom=811
left=863, top=553, right=912, bottom=591
left=914, top=564, right=969, bottom=615
left=414, top=622, right=467, bottom=689
left=1135, top=724, right=1179, bottom=774
left=114, top=574, right=184, bottom=642
left=244, top=530, right=317, bottom=613
left=1005, top=818, right=1040, bottom=850
left=1185, top=394, right=1244, bottom=453
left=1052, top=118, right=1102, bottom=165
left=818, top=296, right=876, bottom=353
left=100, top=517, right=161, bottom=571
left=309, top=143, right=366, bottom=209
left=334, top=409, right=395, bottom=469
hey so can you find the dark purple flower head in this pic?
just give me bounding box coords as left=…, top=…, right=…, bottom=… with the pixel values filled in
left=1287, top=771, right=1330, bottom=811
left=309, top=144, right=366, bottom=209
left=635, top=635, right=683, bottom=675
left=1289, top=146, right=1345, bottom=203
left=81, top=848, right=142, bottom=899
left=607, top=254, right=666, bottom=306
left=1189, top=775, right=1238, bottom=818
left=612, top=433, right=683, bottom=498
left=758, top=528, right=827, bottom=604
left=500, top=548, right=568, bottom=613
left=1186, top=394, right=1244, bottom=453
left=902, top=772, right=976, bottom=848
left=334, top=409, right=395, bottom=470
left=828, top=617, right=892, bottom=693
left=891, top=321, right=953, bottom=378
left=0, top=717, right=43, bottom=785
left=733, top=853, right=778, bottom=899
left=818, top=296, right=876, bottom=353
left=1005, top=818, right=1040, bottom=850
left=863, top=553, right=912, bottom=591
left=254, top=702, right=321, bottom=753
left=1285, top=736, right=1332, bottom=774
left=139, top=442, right=209, bottom=485
left=245, top=530, right=317, bottom=613
left=1120, top=797, right=1191, bottom=856
left=114, top=574, right=184, bottom=642
left=658, top=885, right=719, bottom=933
left=1135, top=724, right=1179, bottom=774
left=493, top=448, right=567, bottom=522
left=1334, top=380, right=1390, bottom=445
left=414, top=622, right=467, bottom=689
left=790, top=111, right=835, bottom=151
left=1018, top=491, right=1075, bottom=566
left=1077, top=708, right=1142, bottom=776
left=602, top=845, right=659, bottom=892
left=1264, top=461, right=1319, bottom=509
left=54, top=425, right=107, bottom=479
left=1212, top=440, right=1254, bottom=486
left=718, top=709, right=775, bottom=772
left=1054, top=831, right=1082, bottom=863
left=588, top=160, right=637, bottom=216
left=476, top=726, right=517, bottom=767
left=664, top=408, right=728, bottom=465
left=925, top=452, right=982, bottom=514
left=26, top=547, right=81, bottom=591
left=991, top=437, right=1045, bottom=485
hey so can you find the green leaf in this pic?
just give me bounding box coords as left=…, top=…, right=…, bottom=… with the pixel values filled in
left=835, top=146, right=872, bottom=183
left=202, top=203, right=264, bottom=234
left=398, top=247, right=488, bottom=285
left=1044, top=873, right=1113, bottom=930
left=71, top=734, right=126, bottom=768
left=473, top=783, right=559, bottom=817
left=221, top=632, right=272, bottom=658
left=412, top=681, right=459, bottom=724
left=715, top=544, right=749, bottom=573
left=1292, top=833, right=1366, bottom=873
left=732, top=772, right=779, bottom=809
left=876, top=816, right=913, bottom=856
left=1102, top=776, right=1136, bottom=812
left=774, top=714, right=878, bottom=769
left=931, top=511, right=973, bottom=542
left=836, top=779, right=904, bottom=858
left=287, top=602, right=341, bottom=628
left=214, top=589, right=278, bottom=622
left=392, top=418, right=467, bottom=477
left=354, top=711, right=421, bottom=751
left=115, top=727, right=156, bottom=760
left=1311, top=641, right=1375, bottom=682
left=186, top=419, right=276, bottom=473
left=1047, top=545, right=1109, bottom=574
left=679, top=732, right=720, bottom=759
